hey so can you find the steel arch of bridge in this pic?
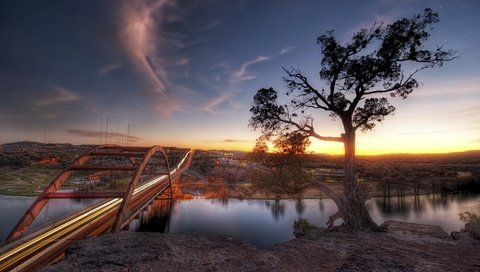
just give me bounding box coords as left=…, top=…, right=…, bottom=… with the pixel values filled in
left=6, top=145, right=173, bottom=242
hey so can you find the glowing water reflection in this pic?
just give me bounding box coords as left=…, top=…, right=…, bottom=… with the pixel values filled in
left=140, top=194, right=479, bottom=248
left=0, top=194, right=478, bottom=248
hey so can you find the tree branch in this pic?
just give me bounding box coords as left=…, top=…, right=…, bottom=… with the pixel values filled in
left=277, top=115, right=344, bottom=143
left=363, top=67, right=421, bottom=96
left=283, top=67, right=335, bottom=112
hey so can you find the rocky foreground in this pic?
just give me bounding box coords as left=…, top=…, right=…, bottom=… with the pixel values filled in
left=43, top=221, right=480, bottom=272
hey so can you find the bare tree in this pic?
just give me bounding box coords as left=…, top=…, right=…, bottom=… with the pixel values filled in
left=249, top=9, right=457, bottom=229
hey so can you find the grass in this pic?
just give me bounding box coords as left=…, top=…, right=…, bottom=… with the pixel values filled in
left=0, top=162, right=155, bottom=196
left=0, top=164, right=63, bottom=195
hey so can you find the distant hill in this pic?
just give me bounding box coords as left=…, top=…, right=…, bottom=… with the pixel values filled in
left=2, top=141, right=479, bottom=161
left=358, top=150, right=480, bottom=161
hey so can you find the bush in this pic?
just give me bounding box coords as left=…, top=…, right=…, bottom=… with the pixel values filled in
left=0, top=155, right=31, bottom=168
left=293, top=218, right=315, bottom=238
left=459, top=205, right=480, bottom=240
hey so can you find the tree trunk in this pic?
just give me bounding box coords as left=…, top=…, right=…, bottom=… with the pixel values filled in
left=340, top=120, right=378, bottom=230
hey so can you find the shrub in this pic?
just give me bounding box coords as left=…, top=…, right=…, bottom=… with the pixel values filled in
left=459, top=204, right=480, bottom=240
left=293, top=218, right=315, bottom=238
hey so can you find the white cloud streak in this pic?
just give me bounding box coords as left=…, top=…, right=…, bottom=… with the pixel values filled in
left=201, top=93, right=231, bottom=113
left=200, top=55, right=270, bottom=113
left=34, top=86, right=79, bottom=107
left=173, top=57, right=190, bottom=66
left=204, top=45, right=294, bottom=113
left=230, top=55, right=270, bottom=84
left=278, top=46, right=295, bottom=55
left=121, top=0, right=168, bottom=92
left=414, top=77, right=480, bottom=97
left=120, top=0, right=183, bottom=116
left=197, top=19, right=222, bottom=31
left=67, top=129, right=141, bottom=142
left=99, top=63, right=124, bottom=76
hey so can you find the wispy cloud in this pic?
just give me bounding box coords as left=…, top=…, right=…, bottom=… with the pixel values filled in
left=223, top=138, right=248, bottom=143
left=398, top=125, right=480, bottom=135
left=340, top=2, right=404, bottom=43
left=120, top=0, right=183, bottom=116
left=230, top=55, right=270, bottom=84
left=121, top=0, right=167, bottom=92
left=211, top=62, right=228, bottom=71
left=226, top=45, right=294, bottom=86
left=67, top=129, right=141, bottom=142
left=197, top=19, right=222, bottom=31
left=398, top=130, right=451, bottom=135
left=153, top=96, right=183, bottom=116
left=99, top=63, right=124, bottom=76
left=200, top=138, right=249, bottom=143
left=414, top=77, right=480, bottom=97
left=199, top=42, right=295, bottom=114
left=201, top=93, right=231, bottom=113
left=202, top=51, right=280, bottom=113
left=34, top=86, right=79, bottom=107
left=173, top=57, right=190, bottom=66
left=278, top=46, right=295, bottom=55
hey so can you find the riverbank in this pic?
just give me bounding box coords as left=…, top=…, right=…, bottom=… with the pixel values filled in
left=42, top=220, right=479, bottom=271
left=175, top=178, right=469, bottom=200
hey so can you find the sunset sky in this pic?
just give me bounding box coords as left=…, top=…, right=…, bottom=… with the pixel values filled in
left=1, top=0, right=479, bottom=154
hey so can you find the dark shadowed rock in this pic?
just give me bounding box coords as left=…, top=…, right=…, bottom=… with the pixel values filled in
left=42, top=232, right=279, bottom=272
left=43, top=221, right=480, bottom=272
left=465, top=220, right=480, bottom=240
left=380, top=220, right=451, bottom=241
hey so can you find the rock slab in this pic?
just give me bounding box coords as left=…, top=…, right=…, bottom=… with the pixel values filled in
left=43, top=221, right=480, bottom=272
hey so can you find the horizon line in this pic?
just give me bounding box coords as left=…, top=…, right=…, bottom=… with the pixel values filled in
left=1, top=140, right=479, bottom=157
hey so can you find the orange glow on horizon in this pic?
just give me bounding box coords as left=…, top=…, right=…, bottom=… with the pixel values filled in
left=141, top=139, right=478, bottom=156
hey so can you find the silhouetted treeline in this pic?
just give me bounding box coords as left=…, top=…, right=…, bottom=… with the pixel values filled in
left=248, top=151, right=480, bottom=196
left=0, top=154, right=31, bottom=168
left=0, top=141, right=93, bottom=169
left=356, top=152, right=480, bottom=195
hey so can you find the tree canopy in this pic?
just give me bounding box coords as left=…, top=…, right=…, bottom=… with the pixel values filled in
left=249, top=8, right=457, bottom=143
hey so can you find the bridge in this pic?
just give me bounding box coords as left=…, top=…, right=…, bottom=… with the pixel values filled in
left=0, top=145, right=194, bottom=271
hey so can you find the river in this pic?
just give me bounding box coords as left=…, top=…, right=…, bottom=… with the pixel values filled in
left=0, top=194, right=478, bottom=248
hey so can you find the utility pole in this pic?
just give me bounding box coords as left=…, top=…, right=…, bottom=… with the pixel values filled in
left=100, top=118, right=103, bottom=144
left=105, top=117, right=109, bottom=144
left=126, top=123, right=130, bottom=146
left=124, top=124, right=127, bottom=146
left=116, top=122, right=120, bottom=145
left=43, top=125, right=46, bottom=144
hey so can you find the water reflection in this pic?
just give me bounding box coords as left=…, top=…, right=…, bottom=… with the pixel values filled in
left=414, top=196, right=422, bottom=213
left=135, top=199, right=173, bottom=233
left=295, top=199, right=305, bottom=215
left=138, top=194, right=479, bottom=248
left=1, top=193, right=478, bottom=248
left=0, top=195, right=34, bottom=241
left=318, top=199, right=325, bottom=212
left=0, top=195, right=99, bottom=241
left=214, top=198, right=229, bottom=207
left=265, top=200, right=286, bottom=221
left=367, top=194, right=480, bottom=233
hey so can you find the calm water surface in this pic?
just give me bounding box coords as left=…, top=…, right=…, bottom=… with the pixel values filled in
left=0, top=194, right=478, bottom=248
left=0, top=194, right=99, bottom=242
